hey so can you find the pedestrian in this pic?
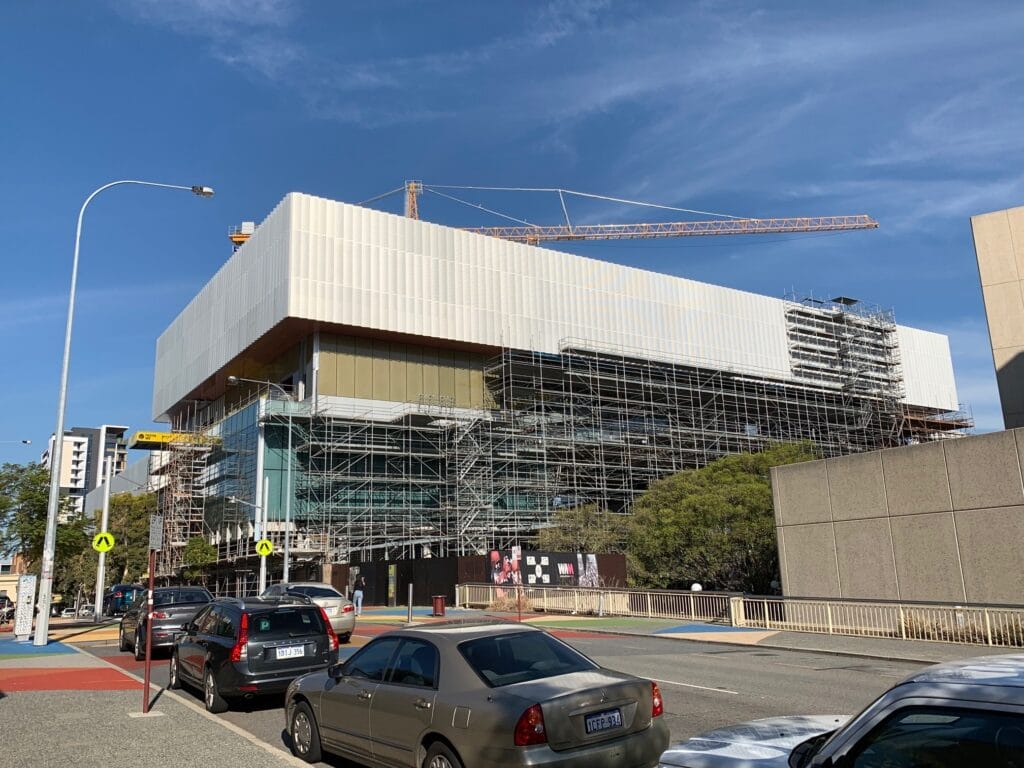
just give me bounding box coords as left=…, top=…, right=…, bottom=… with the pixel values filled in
left=353, top=575, right=366, bottom=616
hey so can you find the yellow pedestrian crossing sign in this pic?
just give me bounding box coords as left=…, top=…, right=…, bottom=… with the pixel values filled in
left=92, top=532, right=115, bottom=553
left=256, top=539, right=274, bottom=557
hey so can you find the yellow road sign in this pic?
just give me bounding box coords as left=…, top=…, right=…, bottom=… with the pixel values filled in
left=92, top=532, right=115, bottom=553
left=256, top=539, right=274, bottom=557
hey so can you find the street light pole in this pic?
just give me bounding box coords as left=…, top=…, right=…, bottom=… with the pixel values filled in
left=226, top=376, right=294, bottom=582
left=34, top=180, right=214, bottom=646
left=92, top=454, right=114, bottom=624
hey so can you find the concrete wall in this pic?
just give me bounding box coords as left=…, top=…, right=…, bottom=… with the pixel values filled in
left=772, top=429, right=1024, bottom=605
left=971, top=205, right=1024, bottom=429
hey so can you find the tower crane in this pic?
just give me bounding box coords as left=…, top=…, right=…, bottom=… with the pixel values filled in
left=400, top=180, right=878, bottom=245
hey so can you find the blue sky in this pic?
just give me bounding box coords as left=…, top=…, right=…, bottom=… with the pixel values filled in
left=1, top=0, right=1022, bottom=465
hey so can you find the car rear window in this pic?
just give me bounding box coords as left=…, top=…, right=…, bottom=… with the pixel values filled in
left=154, top=589, right=211, bottom=606
left=289, top=585, right=342, bottom=598
left=248, top=607, right=326, bottom=639
left=459, top=631, right=597, bottom=687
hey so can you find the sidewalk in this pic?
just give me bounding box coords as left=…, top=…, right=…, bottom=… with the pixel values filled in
left=0, top=636, right=305, bottom=768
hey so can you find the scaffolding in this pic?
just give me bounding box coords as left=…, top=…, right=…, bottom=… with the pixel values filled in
left=175, top=319, right=971, bottom=572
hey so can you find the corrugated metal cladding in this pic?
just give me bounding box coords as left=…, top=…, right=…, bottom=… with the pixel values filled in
left=153, top=192, right=959, bottom=420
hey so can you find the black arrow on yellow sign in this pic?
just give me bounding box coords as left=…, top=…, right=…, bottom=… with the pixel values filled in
left=92, top=532, right=115, bottom=553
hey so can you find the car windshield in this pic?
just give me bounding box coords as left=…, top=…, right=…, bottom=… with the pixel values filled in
left=248, top=607, right=326, bottom=639
left=459, top=631, right=597, bottom=687
left=288, top=585, right=342, bottom=598
left=154, top=589, right=211, bottom=607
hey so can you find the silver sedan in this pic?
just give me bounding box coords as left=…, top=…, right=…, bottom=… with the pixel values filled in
left=285, top=621, right=670, bottom=768
left=261, top=581, right=356, bottom=642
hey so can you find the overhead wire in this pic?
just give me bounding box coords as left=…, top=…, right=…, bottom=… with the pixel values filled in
left=423, top=187, right=537, bottom=227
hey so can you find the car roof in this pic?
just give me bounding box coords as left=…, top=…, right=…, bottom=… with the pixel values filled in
left=214, top=596, right=317, bottom=612
left=389, top=620, right=543, bottom=642
left=279, top=582, right=340, bottom=590
left=900, top=654, right=1024, bottom=689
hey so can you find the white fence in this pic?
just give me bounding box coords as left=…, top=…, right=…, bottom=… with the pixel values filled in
left=455, top=583, right=1024, bottom=648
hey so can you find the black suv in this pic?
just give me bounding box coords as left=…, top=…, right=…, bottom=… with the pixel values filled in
left=169, top=596, right=339, bottom=713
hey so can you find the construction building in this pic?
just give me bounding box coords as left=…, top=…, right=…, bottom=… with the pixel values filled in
left=151, top=192, right=968, bottom=587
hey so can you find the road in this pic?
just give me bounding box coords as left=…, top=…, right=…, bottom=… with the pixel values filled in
left=80, top=625, right=922, bottom=763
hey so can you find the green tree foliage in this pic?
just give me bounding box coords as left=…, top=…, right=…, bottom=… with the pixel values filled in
left=0, top=462, right=91, bottom=596
left=182, top=536, right=218, bottom=581
left=627, top=443, right=818, bottom=593
left=537, top=504, right=629, bottom=554
left=92, top=492, right=156, bottom=584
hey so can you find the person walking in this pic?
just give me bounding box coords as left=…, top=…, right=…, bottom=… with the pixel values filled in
left=353, top=575, right=366, bottom=616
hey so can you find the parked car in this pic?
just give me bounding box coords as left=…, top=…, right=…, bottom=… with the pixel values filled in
left=284, top=620, right=670, bottom=767
left=260, top=581, right=355, bottom=642
left=659, top=654, right=1024, bottom=767
left=119, top=586, right=212, bottom=661
left=103, top=583, right=145, bottom=616
left=170, top=595, right=339, bottom=713
left=61, top=607, right=77, bottom=618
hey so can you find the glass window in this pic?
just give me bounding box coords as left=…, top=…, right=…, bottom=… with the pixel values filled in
left=387, top=640, right=439, bottom=689
left=191, top=606, right=214, bottom=633
left=247, top=607, right=325, bottom=639
left=848, top=706, right=1024, bottom=767
left=459, top=631, right=596, bottom=687
left=289, top=585, right=342, bottom=598
left=346, top=637, right=402, bottom=682
left=216, top=609, right=236, bottom=639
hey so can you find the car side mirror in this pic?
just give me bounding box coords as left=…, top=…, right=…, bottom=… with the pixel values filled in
left=181, top=622, right=191, bottom=632
left=328, top=661, right=346, bottom=679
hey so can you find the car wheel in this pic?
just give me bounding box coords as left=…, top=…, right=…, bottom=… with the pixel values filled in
left=168, top=652, right=181, bottom=690
left=424, top=742, right=464, bottom=768
left=133, top=625, right=146, bottom=661
left=118, top=624, right=129, bottom=652
left=339, top=633, right=351, bottom=644
left=290, top=701, right=323, bottom=763
left=204, top=667, right=228, bottom=713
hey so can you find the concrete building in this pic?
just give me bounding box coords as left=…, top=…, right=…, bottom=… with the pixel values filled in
left=42, top=425, right=128, bottom=518
left=152, top=192, right=967, bottom=586
left=772, top=429, right=1024, bottom=605
left=971, top=204, right=1024, bottom=429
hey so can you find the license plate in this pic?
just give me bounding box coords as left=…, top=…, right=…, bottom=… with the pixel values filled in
left=275, top=645, right=305, bottom=660
left=585, top=709, right=622, bottom=734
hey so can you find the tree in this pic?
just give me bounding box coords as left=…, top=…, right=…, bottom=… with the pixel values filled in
left=537, top=504, right=629, bottom=554
left=627, top=443, right=818, bottom=593
left=182, top=536, right=217, bottom=582
left=0, top=462, right=92, bottom=598
left=88, top=492, right=156, bottom=584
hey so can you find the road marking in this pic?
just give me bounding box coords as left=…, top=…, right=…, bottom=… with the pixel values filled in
left=652, top=677, right=739, bottom=695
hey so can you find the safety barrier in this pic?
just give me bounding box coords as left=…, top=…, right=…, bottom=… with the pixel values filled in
left=455, top=583, right=1024, bottom=648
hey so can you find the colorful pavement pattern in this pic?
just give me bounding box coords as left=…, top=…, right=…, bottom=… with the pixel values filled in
left=0, top=636, right=141, bottom=693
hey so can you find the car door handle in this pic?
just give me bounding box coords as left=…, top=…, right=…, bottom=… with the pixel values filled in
left=357, top=690, right=372, bottom=701
left=414, top=699, right=432, bottom=710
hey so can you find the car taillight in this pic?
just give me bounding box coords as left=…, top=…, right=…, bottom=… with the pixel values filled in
left=320, top=607, right=340, bottom=651
left=230, top=612, right=249, bottom=662
left=114, top=592, right=122, bottom=598
left=152, top=611, right=169, bottom=619
left=514, top=704, right=547, bottom=746
left=651, top=681, right=663, bottom=718
left=341, top=604, right=354, bottom=613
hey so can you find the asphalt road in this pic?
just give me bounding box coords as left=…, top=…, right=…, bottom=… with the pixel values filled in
left=79, top=627, right=924, bottom=763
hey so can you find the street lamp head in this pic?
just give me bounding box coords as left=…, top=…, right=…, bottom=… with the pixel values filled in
left=22, top=439, right=31, bottom=445
left=226, top=375, right=239, bottom=386
left=191, top=185, right=215, bottom=198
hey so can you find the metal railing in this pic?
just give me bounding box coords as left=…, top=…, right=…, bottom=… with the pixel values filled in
left=455, top=583, right=1024, bottom=648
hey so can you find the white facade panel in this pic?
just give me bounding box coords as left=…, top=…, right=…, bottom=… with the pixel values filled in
left=154, top=192, right=959, bottom=419
left=896, top=325, right=959, bottom=411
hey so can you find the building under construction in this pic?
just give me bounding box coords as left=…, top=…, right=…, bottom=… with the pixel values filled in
left=150, top=193, right=968, bottom=587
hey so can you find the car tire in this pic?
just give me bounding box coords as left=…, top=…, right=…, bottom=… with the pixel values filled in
left=290, top=701, right=323, bottom=763
left=339, top=633, right=351, bottom=644
left=423, top=742, right=464, bottom=768
left=133, top=625, right=146, bottom=661
left=118, top=624, right=129, bottom=652
left=168, top=652, right=181, bottom=690
left=204, top=667, right=228, bottom=714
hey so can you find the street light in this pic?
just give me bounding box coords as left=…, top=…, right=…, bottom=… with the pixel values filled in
left=226, top=375, right=295, bottom=582
left=34, top=180, right=214, bottom=646
left=228, top=486, right=270, bottom=593
left=0, top=439, right=31, bottom=444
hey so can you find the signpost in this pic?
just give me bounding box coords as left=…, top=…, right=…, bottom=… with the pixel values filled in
left=13, top=574, right=36, bottom=641
left=142, top=514, right=162, bottom=714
